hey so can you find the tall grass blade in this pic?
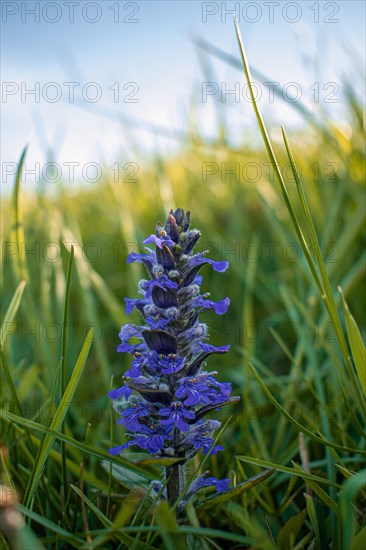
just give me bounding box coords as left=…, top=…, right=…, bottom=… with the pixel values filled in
left=247, top=362, right=365, bottom=454
left=60, top=244, right=75, bottom=502
left=304, top=494, right=321, bottom=550
left=0, top=280, right=26, bottom=347
left=18, top=504, right=84, bottom=548
left=23, top=328, right=94, bottom=507
left=0, top=280, right=27, bottom=415
left=339, top=470, right=366, bottom=549
left=1, top=409, right=155, bottom=479
left=236, top=455, right=340, bottom=488
left=10, top=147, right=29, bottom=283
left=155, top=501, right=188, bottom=550
left=339, top=287, right=366, bottom=397
left=281, top=126, right=365, bottom=414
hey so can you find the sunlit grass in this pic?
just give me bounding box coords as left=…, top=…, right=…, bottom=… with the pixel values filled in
left=1, top=26, right=365, bottom=549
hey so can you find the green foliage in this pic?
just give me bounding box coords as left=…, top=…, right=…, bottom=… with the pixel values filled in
left=1, top=24, right=365, bottom=549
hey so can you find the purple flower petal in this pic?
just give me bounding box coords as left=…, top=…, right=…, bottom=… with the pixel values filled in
left=108, top=385, right=132, bottom=400
left=143, top=234, right=175, bottom=249
left=194, top=275, right=203, bottom=286
left=119, top=324, right=143, bottom=341
left=174, top=417, right=190, bottom=431
left=141, top=276, right=178, bottom=299
left=189, top=254, right=229, bottom=272
left=135, top=434, right=166, bottom=453
left=200, top=343, right=230, bottom=354
left=189, top=473, right=231, bottom=495
left=125, top=297, right=147, bottom=314
left=117, top=324, right=146, bottom=354
left=159, top=355, right=185, bottom=374
left=205, top=444, right=224, bottom=455
left=145, top=316, right=172, bottom=330
left=159, top=402, right=195, bottom=432
left=127, top=250, right=156, bottom=264
left=117, top=342, right=137, bottom=353
left=109, top=441, right=132, bottom=455
left=192, top=296, right=230, bottom=315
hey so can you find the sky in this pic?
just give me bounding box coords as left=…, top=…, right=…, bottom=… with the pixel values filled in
left=1, top=0, right=365, bottom=192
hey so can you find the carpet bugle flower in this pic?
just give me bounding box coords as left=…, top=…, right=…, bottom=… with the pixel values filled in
left=109, top=208, right=239, bottom=506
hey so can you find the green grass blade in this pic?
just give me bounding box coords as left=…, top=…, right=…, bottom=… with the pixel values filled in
left=60, top=244, right=75, bottom=502
left=13, top=522, right=46, bottom=550
left=0, top=281, right=27, bottom=416
left=339, top=470, right=366, bottom=549
left=277, top=508, right=307, bottom=550
left=10, top=147, right=29, bottom=283
left=351, top=526, right=366, bottom=550
left=233, top=17, right=323, bottom=296
left=339, top=287, right=366, bottom=396
left=17, top=504, right=84, bottom=548
left=100, top=461, right=151, bottom=489
left=6, top=419, right=112, bottom=493
left=70, top=484, right=150, bottom=549
left=196, top=469, right=274, bottom=510
left=0, top=280, right=26, bottom=347
left=281, top=126, right=365, bottom=415
left=1, top=409, right=155, bottom=480
left=236, top=456, right=340, bottom=488
left=234, top=16, right=365, bottom=419
left=9, top=147, right=52, bottom=368
left=155, top=501, right=188, bottom=550
left=304, top=494, right=321, bottom=550
left=0, top=280, right=39, bottom=455
left=247, top=362, right=365, bottom=454
left=62, top=226, right=110, bottom=389
left=23, top=328, right=94, bottom=507
left=300, top=478, right=338, bottom=515
left=70, top=483, right=112, bottom=527
left=125, top=525, right=254, bottom=545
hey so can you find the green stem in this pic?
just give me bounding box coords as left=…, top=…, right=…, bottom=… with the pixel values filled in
left=166, top=463, right=186, bottom=507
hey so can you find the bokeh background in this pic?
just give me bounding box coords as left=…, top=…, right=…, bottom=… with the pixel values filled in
left=1, top=1, right=365, bottom=547
left=2, top=0, right=365, bottom=181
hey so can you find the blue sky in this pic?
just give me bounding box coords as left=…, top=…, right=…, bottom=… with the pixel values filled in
left=1, top=1, right=365, bottom=191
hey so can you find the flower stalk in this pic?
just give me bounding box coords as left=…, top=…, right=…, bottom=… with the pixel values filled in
left=109, top=208, right=239, bottom=507
left=166, top=462, right=186, bottom=506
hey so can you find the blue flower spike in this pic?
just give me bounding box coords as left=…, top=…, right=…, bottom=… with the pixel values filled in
left=109, top=208, right=239, bottom=507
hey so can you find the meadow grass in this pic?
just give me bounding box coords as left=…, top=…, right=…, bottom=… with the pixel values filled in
left=1, top=26, right=365, bottom=550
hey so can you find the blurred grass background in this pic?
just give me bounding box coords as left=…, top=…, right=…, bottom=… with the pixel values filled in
left=1, top=37, right=365, bottom=549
